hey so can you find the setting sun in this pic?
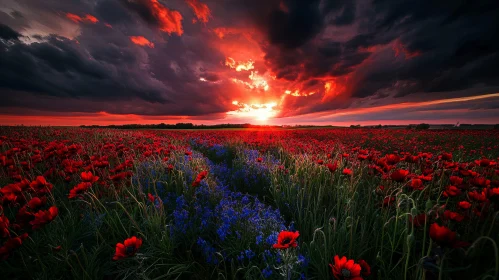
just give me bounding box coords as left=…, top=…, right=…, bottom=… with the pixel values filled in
left=228, top=101, right=278, bottom=122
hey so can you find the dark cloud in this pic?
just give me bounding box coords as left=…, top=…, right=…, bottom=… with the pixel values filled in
left=0, top=23, right=21, bottom=40
left=324, top=0, right=357, bottom=26
left=266, top=0, right=323, bottom=49
left=346, top=0, right=499, bottom=98
left=0, top=32, right=170, bottom=103
left=95, top=0, right=133, bottom=25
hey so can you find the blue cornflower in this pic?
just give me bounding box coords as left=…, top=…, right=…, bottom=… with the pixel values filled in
left=262, top=266, right=273, bottom=278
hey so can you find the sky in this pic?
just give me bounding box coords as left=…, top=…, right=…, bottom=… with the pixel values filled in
left=0, top=0, right=499, bottom=126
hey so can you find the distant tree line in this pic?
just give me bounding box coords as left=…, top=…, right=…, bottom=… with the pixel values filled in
left=78, top=123, right=499, bottom=130
left=80, top=123, right=282, bottom=129
left=405, top=123, right=430, bottom=130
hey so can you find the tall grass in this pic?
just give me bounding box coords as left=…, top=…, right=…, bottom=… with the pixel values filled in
left=0, top=127, right=498, bottom=279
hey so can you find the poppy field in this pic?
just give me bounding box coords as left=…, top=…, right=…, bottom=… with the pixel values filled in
left=0, top=127, right=499, bottom=279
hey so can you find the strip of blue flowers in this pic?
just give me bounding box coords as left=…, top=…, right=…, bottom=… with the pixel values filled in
left=134, top=141, right=309, bottom=279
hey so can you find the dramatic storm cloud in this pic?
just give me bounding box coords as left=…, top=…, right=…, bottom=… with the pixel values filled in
left=0, top=0, right=498, bottom=125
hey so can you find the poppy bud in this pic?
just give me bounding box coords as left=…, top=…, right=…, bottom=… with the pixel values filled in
left=407, top=234, right=415, bottom=246
left=410, top=207, right=418, bottom=217
left=425, top=199, right=433, bottom=211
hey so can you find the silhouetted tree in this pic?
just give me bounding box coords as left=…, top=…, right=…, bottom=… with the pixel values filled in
left=416, top=123, right=430, bottom=130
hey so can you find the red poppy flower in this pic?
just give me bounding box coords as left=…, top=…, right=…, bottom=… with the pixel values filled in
left=342, top=168, right=353, bottom=176
left=192, top=170, right=208, bottom=187
left=167, top=164, right=174, bottom=172
left=468, top=189, right=488, bottom=202
left=440, top=153, right=453, bottom=161
left=327, top=162, right=338, bottom=173
left=390, top=169, right=409, bottom=182
left=475, top=158, right=491, bottom=167
left=256, top=157, right=263, bottom=162
left=147, top=193, right=155, bottom=203
left=112, top=236, right=143, bottom=260
left=470, top=177, right=490, bottom=188
left=81, top=171, right=99, bottom=183
left=273, top=231, right=299, bottom=249
left=68, top=182, right=92, bottom=199
left=357, top=154, right=368, bottom=161
left=0, top=233, right=28, bottom=260
left=0, top=215, right=10, bottom=238
left=404, top=155, right=419, bottom=163
left=30, top=206, right=58, bottom=230
left=385, top=154, right=400, bottom=165
left=489, top=188, right=499, bottom=197
left=29, top=176, right=53, bottom=194
left=409, top=178, right=424, bottom=191
left=110, top=171, right=132, bottom=181
left=409, top=213, right=427, bottom=227
left=444, top=210, right=464, bottom=222
left=429, top=223, right=456, bottom=247
left=27, top=197, right=46, bottom=210
left=458, top=201, right=471, bottom=210
left=382, top=196, right=395, bottom=207
left=358, top=259, right=371, bottom=277
left=442, top=185, right=461, bottom=197
left=196, top=170, right=208, bottom=181
left=329, top=255, right=363, bottom=280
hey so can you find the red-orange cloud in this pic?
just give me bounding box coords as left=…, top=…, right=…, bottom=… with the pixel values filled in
left=66, top=13, right=82, bottom=23
left=146, top=0, right=184, bottom=35
left=185, top=0, right=211, bottom=23
left=84, top=14, right=99, bottom=23
left=130, top=36, right=155, bottom=48
left=65, top=13, right=99, bottom=24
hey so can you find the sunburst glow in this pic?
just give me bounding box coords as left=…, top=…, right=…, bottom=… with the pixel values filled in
left=228, top=101, right=278, bottom=121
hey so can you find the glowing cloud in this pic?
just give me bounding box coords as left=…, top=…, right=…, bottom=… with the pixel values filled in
left=185, top=0, right=211, bottom=23
left=311, top=93, right=499, bottom=119
left=225, top=57, right=254, bottom=72
left=248, top=71, right=269, bottom=91
left=212, top=27, right=233, bottom=39
left=140, top=0, right=184, bottom=35
left=211, top=27, right=255, bottom=40
left=84, top=14, right=99, bottom=23
left=324, top=82, right=333, bottom=93
left=65, top=13, right=99, bottom=24
left=129, top=36, right=155, bottom=48
left=231, top=72, right=269, bottom=91
left=228, top=101, right=278, bottom=121
left=321, top=80, right=343, bottom=101
left=66, top=13, right=82, bottom=23
left=285, top=90, right=315, bottom=97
